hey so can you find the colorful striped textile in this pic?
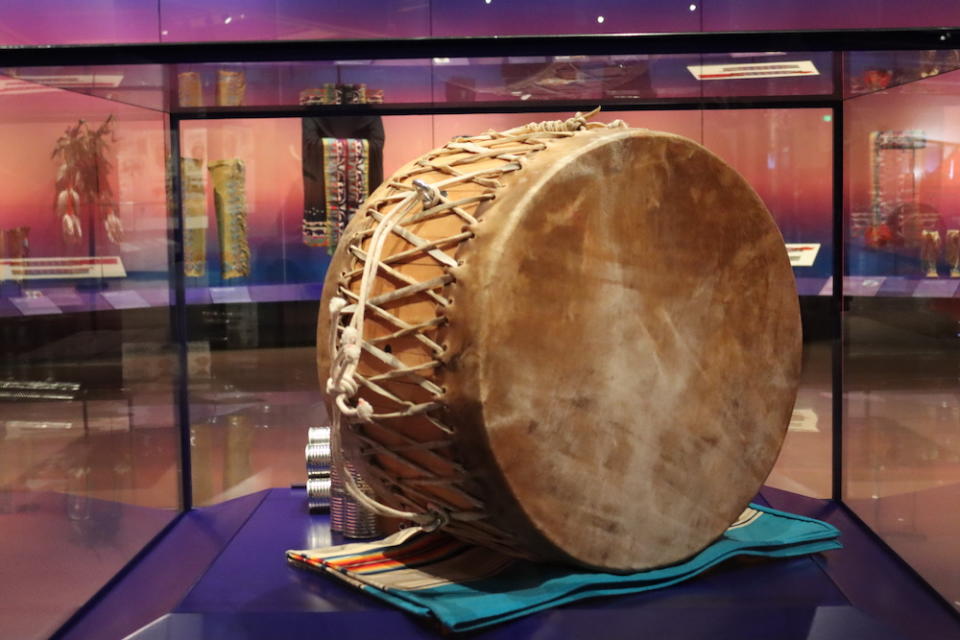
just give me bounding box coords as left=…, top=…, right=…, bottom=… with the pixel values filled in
left=301, top=137, right=370, bottom=250
left=321, top=138, right=369, bottom=253
left=301, top=117, right=384, bottom=249
left=288, top=503, right=841, bottom=632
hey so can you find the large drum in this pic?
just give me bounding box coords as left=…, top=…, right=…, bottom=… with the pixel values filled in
left=318, top=112, right=801, bottom=572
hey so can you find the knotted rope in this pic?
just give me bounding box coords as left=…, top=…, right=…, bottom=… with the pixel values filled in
left=325, top=109, right=626, bottom=532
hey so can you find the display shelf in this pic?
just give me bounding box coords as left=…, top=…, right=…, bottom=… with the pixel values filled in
left=50, top=487, right=960, bottom=640
left=829, top=276, right=960, bottom=298
left=844, top=50, right=960, bottom=98
left=5, top=277, right=960, bottom=321
left=6, top=54, right=838, bottom=118
left=1, top=29, right=958, bottom=118
left=5, top=277, right=960, bottom=320
left=0, top=282, right=325, bottom=318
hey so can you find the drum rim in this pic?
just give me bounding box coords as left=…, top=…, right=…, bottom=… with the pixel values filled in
left=443, top=128, right=802, bottom=570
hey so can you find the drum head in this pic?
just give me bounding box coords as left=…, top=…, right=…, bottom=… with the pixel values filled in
left=440, top=127, right=801, bottom=571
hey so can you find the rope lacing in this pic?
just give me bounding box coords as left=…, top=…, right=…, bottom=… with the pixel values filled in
left=326, top=109, right=626, bottom=532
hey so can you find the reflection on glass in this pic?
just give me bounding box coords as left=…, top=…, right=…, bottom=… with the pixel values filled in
left=696, top=52, right=835, bottom=98
left=845, top=65, right=960, bottom=613
left=843, top=297, right=960, bottom=610
left=173, top=60, right=431, bottom=109
left=160, top=0, right=430, bottom=43
left=846, top=50, right=960, bottom=98
left=186, top=303, right=332, bottom=506
left=0, top=77, right=178, bottom=638
left=846, top=71, right=960, bottom=296
left=433, top=55, right=667, bottom=103
left=0, top=53, right=838, bottom=121
left=2, top=65, right=168, bottom=113
left=704, top=0, right=960, bottom=31
left=704, top=108, right=834, bottom=498
left=182, top=114, right=423, bottom=506
left=430, top=0, right=697, bottom=37
left=0, top=0, right=161, bottom=46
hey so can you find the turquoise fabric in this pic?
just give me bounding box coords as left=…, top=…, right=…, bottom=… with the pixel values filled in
left=290, top=503, right=841, bottom=632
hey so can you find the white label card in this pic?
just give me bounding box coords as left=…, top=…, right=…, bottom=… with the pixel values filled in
left=785, top=243, right=821, bottom=267
left=0, top=256, right=126, bottom=280
left=687, top=60, right=819, bottom=80
left=210, top=286, right=252, bottom=304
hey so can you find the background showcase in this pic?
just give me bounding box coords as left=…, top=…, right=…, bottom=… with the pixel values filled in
left=0, top=4, right=958, bottom=640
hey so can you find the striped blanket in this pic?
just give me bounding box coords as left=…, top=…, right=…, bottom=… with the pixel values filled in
left=287, top=504, right=841, bottom=631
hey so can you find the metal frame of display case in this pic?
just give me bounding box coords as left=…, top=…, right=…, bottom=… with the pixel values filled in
left=2, top=27, right=960, bottom=636
left=0, top=28, right=957, bottom=66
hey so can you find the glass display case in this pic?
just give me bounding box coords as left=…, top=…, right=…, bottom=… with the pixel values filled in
left=0, top=28, right=958, bottom=640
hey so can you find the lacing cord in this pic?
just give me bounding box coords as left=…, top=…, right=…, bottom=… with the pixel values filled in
left=503, top=106, right=625, bottom=135
left=326, top=182, right=458, bottom=530
left=324, top=109, right=625, bottom=532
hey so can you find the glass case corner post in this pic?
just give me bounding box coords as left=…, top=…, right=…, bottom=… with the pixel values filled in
left=166, top=112, right=194, bottom=511
left=831, top=100, right=844, bottom=504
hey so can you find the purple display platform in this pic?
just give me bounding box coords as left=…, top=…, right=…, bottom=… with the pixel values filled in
left=58, top=491, right=267, bottom=640
left=0, top=491, right=177, bottom=640
left=760, top=487, right=960, bottom=640
left=56, top=488, right=960, bottom=640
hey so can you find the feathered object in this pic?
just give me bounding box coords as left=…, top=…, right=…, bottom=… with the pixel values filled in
left=52, top=115, right=122, bottom=244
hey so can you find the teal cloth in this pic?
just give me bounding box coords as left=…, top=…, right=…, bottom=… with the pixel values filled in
left=289, top=503, right=841, bottom=632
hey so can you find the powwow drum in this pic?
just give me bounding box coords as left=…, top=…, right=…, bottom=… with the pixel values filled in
left=318, top=110, right=801, bottom=572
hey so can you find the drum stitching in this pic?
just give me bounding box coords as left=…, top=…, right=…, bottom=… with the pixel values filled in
left=325, top=111, right=628, bottom=535
left=335, top=287, right=445, bottom=356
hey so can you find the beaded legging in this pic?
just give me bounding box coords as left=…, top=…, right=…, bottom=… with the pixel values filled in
left=208, top=159, right=251, bottom=280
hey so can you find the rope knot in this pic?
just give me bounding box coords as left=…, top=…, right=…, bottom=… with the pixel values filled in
left=326, top=372, right=358, bottom=397
left=342, top=343, right=361, bottom=362
left=507, top=106, right=603, bottom=135
left=561, top=107, right=603, bottom=132
left=329, top=296, right=348, bottom=316
left=563, top=113, right=588, bottom=131
left=412, top=179, right=442, bottom=208
left=335, top=394, right=373, bottom=423
left=354, top=398, right=375, bottom=423
left=420, top=504, right=451, bottom=532
left=341, top=326, right=360, bottom=346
